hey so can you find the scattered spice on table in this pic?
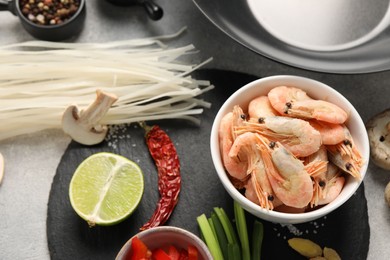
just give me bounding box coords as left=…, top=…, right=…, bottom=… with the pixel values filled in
left=139, top=123, right=181, bottom=231
left=20, top=0, right=81, bottom=25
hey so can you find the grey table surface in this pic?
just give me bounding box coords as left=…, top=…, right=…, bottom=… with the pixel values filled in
left=0, top=1, right=390, bottom=259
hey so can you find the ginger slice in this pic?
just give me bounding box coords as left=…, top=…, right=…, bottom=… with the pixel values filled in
left=288, top=238, right=322, bottom=258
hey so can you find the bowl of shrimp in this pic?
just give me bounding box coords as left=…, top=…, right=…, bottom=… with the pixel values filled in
left=210, top=75, right=369, bottom=224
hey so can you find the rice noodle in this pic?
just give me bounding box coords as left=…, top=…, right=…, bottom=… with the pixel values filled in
left=0, top=29, right=213, bottom=141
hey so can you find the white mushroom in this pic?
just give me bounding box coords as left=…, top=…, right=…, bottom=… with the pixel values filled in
left=366, top=108, right=390, bottom=170
left=0, top=152, right=4, bottom=185
left=62, top=90, right=118, bottom=146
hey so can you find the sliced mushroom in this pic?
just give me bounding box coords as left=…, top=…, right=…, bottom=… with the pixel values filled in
left=0, top=152, right=4, bottom=185
left=62, top=90, right=118, bottom=146
left=366, top=108, right=390, bottom=170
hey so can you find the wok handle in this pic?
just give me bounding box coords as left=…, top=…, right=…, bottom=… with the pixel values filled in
left=0, top=0, right=17, bottom=15
left=138, top=0, right=163, bottom=20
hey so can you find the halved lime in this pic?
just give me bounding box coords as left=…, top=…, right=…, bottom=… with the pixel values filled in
left=69, top=152, right=144, bottom=226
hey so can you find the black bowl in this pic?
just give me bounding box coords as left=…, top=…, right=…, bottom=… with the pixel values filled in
left=0, top=0, right=86, bottom=41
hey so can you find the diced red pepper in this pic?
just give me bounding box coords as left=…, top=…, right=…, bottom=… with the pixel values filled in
left=127, top=238, right=198, bottom=260
left=152, top=248, right=172, bottom=260
left=178, top=249, right=188, bottom=260
left=168, top=245, right=180, bottom=260
left=187, top=245, right=198, bottom=260
left=129, top=236, right=151, bottom=260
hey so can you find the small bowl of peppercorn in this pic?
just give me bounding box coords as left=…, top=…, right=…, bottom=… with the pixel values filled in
left=0, top=0, right=86, bottom=41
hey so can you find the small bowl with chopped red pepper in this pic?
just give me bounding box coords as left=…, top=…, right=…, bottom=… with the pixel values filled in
left=115, top=226, right=213, bottom=260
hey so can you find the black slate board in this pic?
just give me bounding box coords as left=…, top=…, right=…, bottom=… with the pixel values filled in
left=47, top=69, right=369, bottom=260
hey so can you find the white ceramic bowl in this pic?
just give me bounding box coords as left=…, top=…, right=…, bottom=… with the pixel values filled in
left=116, top=226, right=213, bottom=260
left=210, top=75, right=370, bottom=224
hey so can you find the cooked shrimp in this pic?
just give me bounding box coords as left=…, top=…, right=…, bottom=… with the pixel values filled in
left=219, top=112, right=247, bottom=181
left=231, top=105, right=247, bottom=140
left=230, top=132, right=280, bottom=210
left=245, top=174, right=283, bottom=210
left=236, top=116, right=322, bottom=157
left=244, top=154, right=280, bottom=210
left=248, top=95, right=278, bottom=119
left=244, top=178, right=262, bottom=205
left=229, top=132, right=260, bottom=177
left=309, top=120, right=345, bottom=145
left=287, top=99, right=348, bottom=124
left=316, top=163, right=345, bottom=206
left=267, top=86, right=311, bottom=114
left=303, top=146, right=329, bottom=207
left=268, top=86, right=348, bottom=124
left=304, top=145, right=328, bottom=178
left=326, top=125, right=363, bottom=179
left=259, top=140, right=313, bottom=208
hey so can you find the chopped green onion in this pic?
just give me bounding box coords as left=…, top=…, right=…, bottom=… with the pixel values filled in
left=198, top=203, right=266, bottom=260
left=232, top=243, right=241, bottom=260
left=211, top=212, right=228, bottom=259
left=227, top=243, right=241, bottom=260
left=227, top=243, right=234, bottom=260
left=208, top=217, right=217, bottom=238
left=252, top=220, right=264, bottom=260
left=234, top=201, right=250, bottom=260
left=197, top=214, right=224, bottom=260
left=214, top=207, right=241, bottom=259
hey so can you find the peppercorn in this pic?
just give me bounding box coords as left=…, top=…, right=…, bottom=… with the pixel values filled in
left=19, top=0, right=80, bottom=26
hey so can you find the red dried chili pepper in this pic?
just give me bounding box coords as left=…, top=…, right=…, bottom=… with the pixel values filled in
left=140, top=123, right=181, bottom=230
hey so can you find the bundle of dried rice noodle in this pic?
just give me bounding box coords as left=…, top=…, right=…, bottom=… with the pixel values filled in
left=0, top=29, right=213, bottom=141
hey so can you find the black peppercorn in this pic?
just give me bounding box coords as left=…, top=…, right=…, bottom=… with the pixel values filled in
left=20, top=0, right=81, bottom=26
